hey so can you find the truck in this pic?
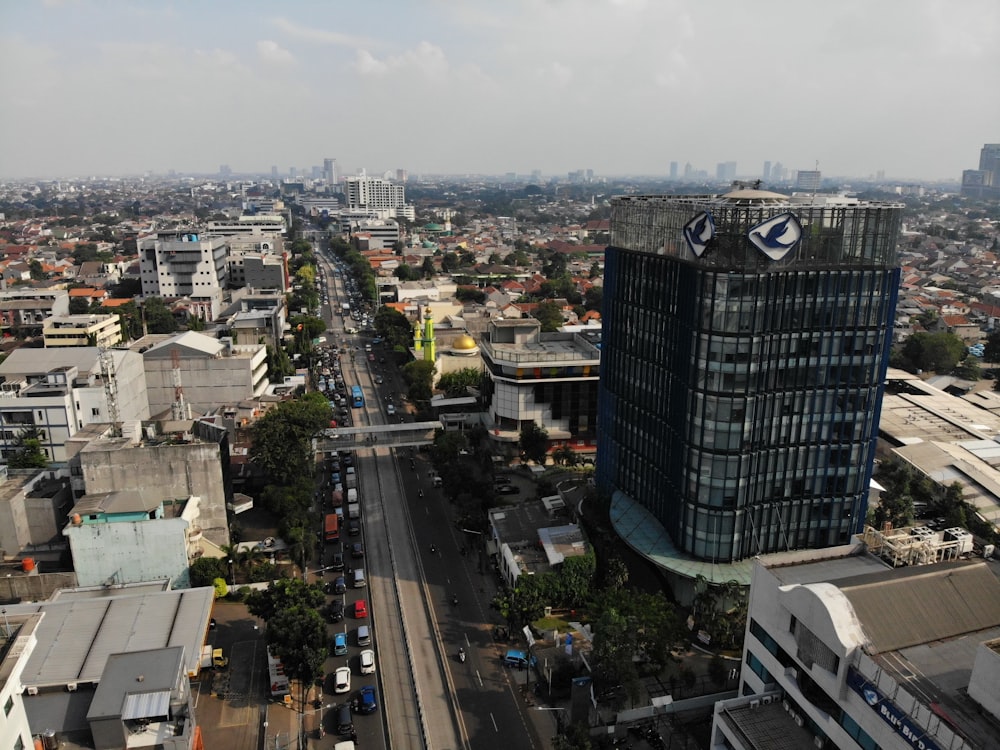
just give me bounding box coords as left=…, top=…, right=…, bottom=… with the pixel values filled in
left=347, top=502, right=361, bottom=520
left=200, top=645, right=228, bottom=670
left=267, top=648, right=290, bottom=697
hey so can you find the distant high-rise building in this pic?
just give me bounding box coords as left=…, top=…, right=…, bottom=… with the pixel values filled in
left=324, top=158, right=338, bottom=187
left=289, top=167, right=297, bottom=178
left=598, top=189, right=902, bottom=603
left=311, top=165, right=322, bottom=179
left=795, top=169, right=822, bottom=191
left=683, top=162, right=694, bottom=180
left=961, top=143, right=1000, bottom=198
left=762, top=161, right=772, bottom=181
left=343, top=175, right=408, bottom=221
left=396, top=169, right=408, bottom=183
left=219, top=164, right=232, bottom=177
left=670, top=162, right=679, bottom=180
left=716, top=161, right=737, bottom=182
left=772, top=162, right=784, bottom=182
left=271, top=165, right=279, bottom=179
left=531, top=169, right=542, bottom=181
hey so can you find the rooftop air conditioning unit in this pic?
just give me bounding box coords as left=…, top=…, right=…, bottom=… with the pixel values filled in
left=66, top=682, right=78, bottom=692
left=762, top=696, right=774, bottom=705
left=26, top=686, right=38, bottom=696
left=814, top=737, right=825, bottom=749
left=794, top=714, right=804, bottom=727
left=749, top=699, right=761, bottom=709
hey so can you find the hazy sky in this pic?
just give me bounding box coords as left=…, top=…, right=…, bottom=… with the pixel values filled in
left=1, top=0, right=997, bottom=181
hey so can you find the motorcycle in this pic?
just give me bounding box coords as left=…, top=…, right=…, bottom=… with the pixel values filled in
left=458, top=647, right=466, bottom=663
left=452, top=594, right=459, bottom=605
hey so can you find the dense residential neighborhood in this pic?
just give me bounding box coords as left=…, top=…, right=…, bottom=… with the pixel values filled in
left=1, top=167, right=999, bottom=750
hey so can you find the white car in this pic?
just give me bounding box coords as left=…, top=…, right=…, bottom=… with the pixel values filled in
left=334, top=666, right=351, bottom=694
left=359, top=649, right=376, bottom=675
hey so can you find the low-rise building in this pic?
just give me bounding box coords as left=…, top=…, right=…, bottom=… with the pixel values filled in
left=0, top=466, right=72, bottom=558
left=42, top=313, right=122, bottom=348
left=487, top=495, right=587, bottom=587
left=710, top=540, right=1000, bottom=750
left=0, top=348, right=149, bottom=464
left=0, top=288, right=69, bottom=336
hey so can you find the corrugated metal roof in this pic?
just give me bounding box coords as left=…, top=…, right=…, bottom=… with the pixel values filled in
left=122, top=690, right=170, bottom=720
left=7, top=586, right=214, bottom=688
left=840, top=562, right=1000, bottom=653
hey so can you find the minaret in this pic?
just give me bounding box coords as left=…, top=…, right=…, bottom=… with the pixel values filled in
left=413, top=306, right=423, bottom=352
left=422, top=307, right=436, bottom=362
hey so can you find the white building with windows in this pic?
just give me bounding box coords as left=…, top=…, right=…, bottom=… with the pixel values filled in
left=710, top=539, right=1000, bottom=750
left=343, top=175, right=413, bottom=221
left=0, top=348, right=149, bottom=464
left=42, top=314, right=122, bottom=349
left=138, top=231, right=229, bottom=320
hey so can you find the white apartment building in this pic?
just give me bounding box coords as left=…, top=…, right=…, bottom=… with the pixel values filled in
left=138, top=231, right=229, bottom=320
left=206, top=214, right=286, bottom=236
left=42, top=314, right=122, bottom=348
left=0, top=348, right=149, bottom=464
left=342, top=175, right=413, bottom=221
left=710, top=538, right=1000, bottom=750
left=0, top=612, right=41, bottom=750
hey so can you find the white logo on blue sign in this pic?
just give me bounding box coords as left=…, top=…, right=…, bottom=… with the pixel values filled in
left=683, top=211, right=715, bottom=257
left=747, top=212, right=802, bottom=260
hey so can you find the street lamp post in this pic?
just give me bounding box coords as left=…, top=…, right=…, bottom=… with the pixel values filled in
left=227, top=558, right=235, bottom=588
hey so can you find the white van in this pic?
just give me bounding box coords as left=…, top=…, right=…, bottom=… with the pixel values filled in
left=353, top=568, right=366, bottom=588
left=386, top=404, right=396, bottom=416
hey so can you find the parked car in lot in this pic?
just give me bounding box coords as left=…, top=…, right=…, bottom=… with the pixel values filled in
left=334, top=666, right=351, bottom=694
left=497, top=485, right=521, bottom=495
left=493, top=476, right=512, bottom=485
left=351, top=543, right=364, bottom=558
left=354, top=600, right=368, bottom=618
left=333, top=632, right=348, bottom=656
left=325, top=600, right=344, bottom=623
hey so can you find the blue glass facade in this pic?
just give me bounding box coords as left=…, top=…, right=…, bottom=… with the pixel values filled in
left=598, top=192, right=901, bottom=564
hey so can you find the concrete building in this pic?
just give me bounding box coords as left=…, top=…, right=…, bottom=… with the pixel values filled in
left=598, top=191, right=902, bottom=604
left=710, top=541, right=1000, bottom=750
left=63, top=491, right=204, bottom=588
left=222, top=292, right=287, bottom=351
left=0, top=289, right=69, bottom=336
left=342, top=174, right=413, bottom=221
left=0, top=612, right=41, bottom=750
left=42, top=313, right=122, bottom=348
left=133, top=331, right=268, bottom=416
left=794, top=169, right=822, bottom=191
left=138, top=231, right=229, bottom=320
left=73, top=423, right=231, bottom=551
left=961, top=143, right=1000, bottom=199
left=487, top=495, right=587, bottom=587
left=0, top=466, right=72, bottom=559
left=0, top=348, right=149, bottom=464
left=7, top=584, right=213, bottom=749
left=348, top=218, right=401, bottom=250
left=205, top=215, right=286, bottom=236
left=481, top=318, right=601, bottom=457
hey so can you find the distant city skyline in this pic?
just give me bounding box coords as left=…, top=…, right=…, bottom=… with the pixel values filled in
left=1, top=1, right=997, bottom=181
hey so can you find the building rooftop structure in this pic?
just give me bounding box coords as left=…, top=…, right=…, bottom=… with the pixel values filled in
left=712, top=542, right=1000, bottom=750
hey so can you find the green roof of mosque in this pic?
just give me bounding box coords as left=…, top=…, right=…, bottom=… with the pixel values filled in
left=423, top=222, right=444, bottom=231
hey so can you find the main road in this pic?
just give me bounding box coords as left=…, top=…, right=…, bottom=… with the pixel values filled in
left=312, top=236, right=547, bottom=750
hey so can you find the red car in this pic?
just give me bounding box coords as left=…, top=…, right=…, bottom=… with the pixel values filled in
left=355, top=600, right=368, bottom=618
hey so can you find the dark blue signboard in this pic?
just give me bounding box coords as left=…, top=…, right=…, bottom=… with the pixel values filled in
left=847, top=668, right=941, bottom=750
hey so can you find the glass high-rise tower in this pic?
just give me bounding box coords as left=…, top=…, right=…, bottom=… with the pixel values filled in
left=596, top=189, right=902, bottom=600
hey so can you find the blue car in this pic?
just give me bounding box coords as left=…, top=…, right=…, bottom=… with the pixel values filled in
left=357, top=685, right=377, bottom=714
left=333, top=632, right=348, bottom=656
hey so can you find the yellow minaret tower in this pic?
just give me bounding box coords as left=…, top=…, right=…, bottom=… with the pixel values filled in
left=422, top=307, right=436, bottom=362
left=413, top=308, right=423, bottom=352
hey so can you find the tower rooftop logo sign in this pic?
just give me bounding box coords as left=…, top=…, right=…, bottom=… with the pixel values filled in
left=747, top=211, right=802, bottom=260
left=683, top=211, right=715, bottom=257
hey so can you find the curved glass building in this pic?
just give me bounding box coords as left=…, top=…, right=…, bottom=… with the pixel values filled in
left=596, top=189, right=902, bottom=602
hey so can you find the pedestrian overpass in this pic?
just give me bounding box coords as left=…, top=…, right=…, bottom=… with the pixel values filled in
left=316, top=420, right=443, bottom=452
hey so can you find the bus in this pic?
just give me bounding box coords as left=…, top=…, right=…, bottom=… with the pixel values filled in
left=340, top=302, right=351, bottom=316
left=324, top=513, right=340, bottom=543
left=351, top=385, right=364, bottom=408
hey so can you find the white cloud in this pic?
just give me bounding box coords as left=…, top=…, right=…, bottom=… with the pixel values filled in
left=272, top=17, right=377, bottom=49
left=257, top=39, right=295, bottom=66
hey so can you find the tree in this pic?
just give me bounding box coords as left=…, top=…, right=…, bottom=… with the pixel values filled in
left=519, top=422, right=549, bottom=464
left=250, top=394, right=331, bottom=484
left=708, top=654, right=728, bottom=687
left=374, top=306, right=415, bottom=351
left=7, top=428, right=48, bottom=468
left=190, top=556, right=227, bottom=588
left=68, top=297, right=91, bottom=314
left=533, top=301, right=565, bottom=332
left=953, top=356, right=981, bottom=380
left=436, top=367, right=481, bottom=397
left=896, top=332, right=966, bottom=374
left=213, top=578, right=228, bottom=599
left=552, top=445, right=579, bottom=467
left=143, top=297, right=178, bottom=334
left=421, top=257, right=435, bottom=278
left=984, top=330, right=1000, bottom=363
left=401, top=359, right=436, bottom=404
left=441, top=251, right=459, bottom=272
